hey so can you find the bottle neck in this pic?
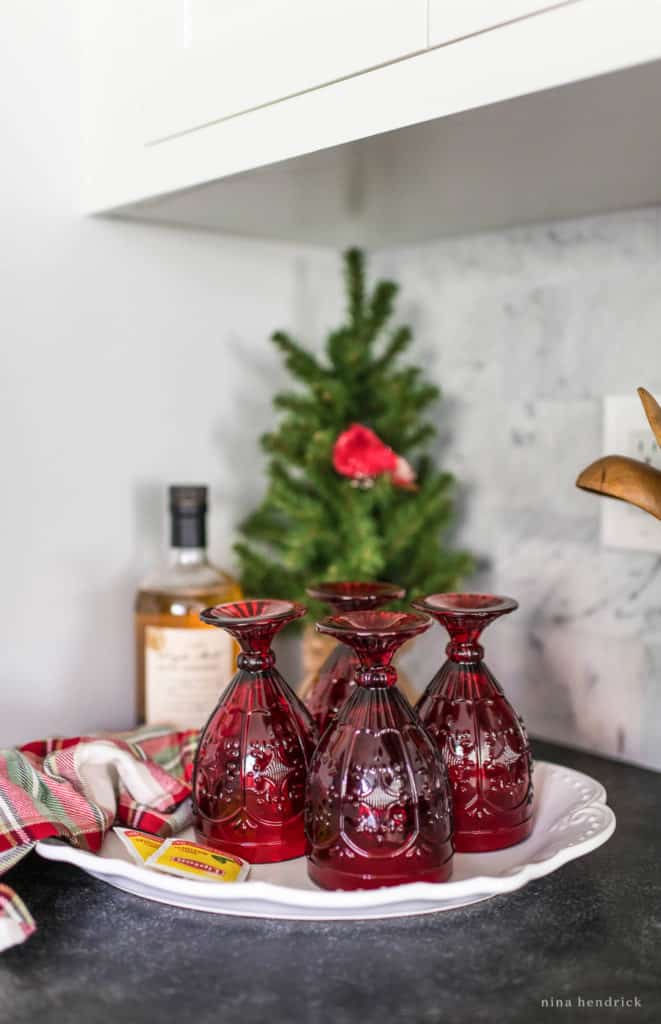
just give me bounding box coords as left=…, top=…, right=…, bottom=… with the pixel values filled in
left=169, top=546, right=208, bottom=568
left=170, top=505, right=207, bottom=551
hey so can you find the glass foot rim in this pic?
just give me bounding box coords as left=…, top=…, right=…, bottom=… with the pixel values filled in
left=317, top=609, right=432, bottom=640
left=200, top=598, right=307, bottom=628
left=306, top=581, right=406, bottom=606
left=413, top=592, right=518, bottom=617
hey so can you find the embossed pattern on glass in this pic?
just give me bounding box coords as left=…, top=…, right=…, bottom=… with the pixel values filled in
left=306, top=610, right=454, bottom=890
left=413, top=593, right=534, bottom=853
left=193, top=600, right=317, bottom=863
left=304, top=582, right=405, bottom=735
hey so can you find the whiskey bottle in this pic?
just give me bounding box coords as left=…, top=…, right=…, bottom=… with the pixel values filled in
left=135, top=485, right=242, bottom=730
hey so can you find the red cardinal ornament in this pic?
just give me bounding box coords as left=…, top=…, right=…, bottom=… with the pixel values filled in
left=332, top=424, right=417, bottom=489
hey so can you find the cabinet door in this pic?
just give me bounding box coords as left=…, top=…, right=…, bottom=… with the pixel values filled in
left=429, top=0, right=574, bottom=47
left=141, top=0, right=427, bottom=143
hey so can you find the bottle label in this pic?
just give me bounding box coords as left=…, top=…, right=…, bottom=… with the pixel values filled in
left=144, top=626, right=232, bottom=730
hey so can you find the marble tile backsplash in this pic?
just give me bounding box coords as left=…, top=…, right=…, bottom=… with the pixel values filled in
left=368, top=208, right=661, bottom=771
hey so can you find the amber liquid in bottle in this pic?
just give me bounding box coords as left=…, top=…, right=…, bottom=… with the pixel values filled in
left=135, top=486, right=241, bottom=730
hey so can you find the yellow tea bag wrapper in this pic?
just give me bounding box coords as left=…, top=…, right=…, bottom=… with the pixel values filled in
left=145, top=838, right=249, bottom=883
left=113, top=827, right=164, bottom=865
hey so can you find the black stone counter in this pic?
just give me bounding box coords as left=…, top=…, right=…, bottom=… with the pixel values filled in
left=0, top=739, right=658, bottom=1024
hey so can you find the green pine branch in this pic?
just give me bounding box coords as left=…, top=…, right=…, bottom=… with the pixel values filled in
left=236, top=248, right=474, bottom=621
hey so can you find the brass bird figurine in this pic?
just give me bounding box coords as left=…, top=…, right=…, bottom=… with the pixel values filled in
left=576, top=387, right=661, bottom=520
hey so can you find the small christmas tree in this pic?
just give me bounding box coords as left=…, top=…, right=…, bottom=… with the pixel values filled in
left=236, top=248, right=473, bottom=622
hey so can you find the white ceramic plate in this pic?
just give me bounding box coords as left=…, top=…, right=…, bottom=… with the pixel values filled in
left=35, top=761, right=615, bottom=921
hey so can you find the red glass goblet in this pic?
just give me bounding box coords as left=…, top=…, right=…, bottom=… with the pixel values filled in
left=193, top=599, right=317, bottom=863
left=304, top=582, right=405, bottom=734
left=412, top=594, right=534, bottom=853
left=306, top=610, right=454, bottom=890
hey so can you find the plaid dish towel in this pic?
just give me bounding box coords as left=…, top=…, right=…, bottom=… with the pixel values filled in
left=0, top=726, right=198, bottom=952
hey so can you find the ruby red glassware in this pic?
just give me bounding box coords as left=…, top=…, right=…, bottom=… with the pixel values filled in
left=192, top=599, right=317, bottom=863
left=306, top=610, right=454, bottom=890
left=305, top=581, right=405, bottom=735
left=412, top=593, right=534, bottom=853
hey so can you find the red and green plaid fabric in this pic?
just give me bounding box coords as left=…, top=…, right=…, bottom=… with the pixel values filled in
left=0, top=885, right=34, bottom=948
left=0, top=726, right=198, bottom=951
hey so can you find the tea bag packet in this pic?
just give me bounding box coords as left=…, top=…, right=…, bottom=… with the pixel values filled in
left=113, top=827, right=164, bottom=865
left=145, top=838, right=249, bottom=883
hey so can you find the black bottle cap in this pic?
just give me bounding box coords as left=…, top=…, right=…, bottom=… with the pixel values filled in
left=169, top=485, right=207, bottom=548
left=169, top=485, right=207, bottom=513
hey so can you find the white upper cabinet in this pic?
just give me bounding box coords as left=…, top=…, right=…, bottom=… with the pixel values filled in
left=140, top=0, right=428, bottom=143
left=429, top=0, right=571, bottom=47
left=83, top=0, right=661, bottom=245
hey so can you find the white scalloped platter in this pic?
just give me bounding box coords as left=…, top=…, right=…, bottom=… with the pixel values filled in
left=35, top=761, right=615, bottom=921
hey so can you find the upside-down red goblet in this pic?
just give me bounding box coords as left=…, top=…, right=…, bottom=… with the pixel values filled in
left=192, top=600, right=317, bottom=863
left=412, top=594, right=534, bottom=853
left=306, top=610, right=454, bottom=890
left=304, top=582, right=406, bottom=735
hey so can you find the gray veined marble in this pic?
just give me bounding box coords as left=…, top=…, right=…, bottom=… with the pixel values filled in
left=369, top=207, right=661, bottom=772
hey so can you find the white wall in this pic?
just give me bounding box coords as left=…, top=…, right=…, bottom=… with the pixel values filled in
left=0, top=2, right=339, bottom=745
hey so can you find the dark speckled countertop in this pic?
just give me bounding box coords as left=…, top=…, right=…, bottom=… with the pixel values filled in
left=0, top=739, right=658, bottom=1024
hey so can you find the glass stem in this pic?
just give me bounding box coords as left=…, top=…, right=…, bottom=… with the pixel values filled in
left=356, top=664, right=397, bottom=688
